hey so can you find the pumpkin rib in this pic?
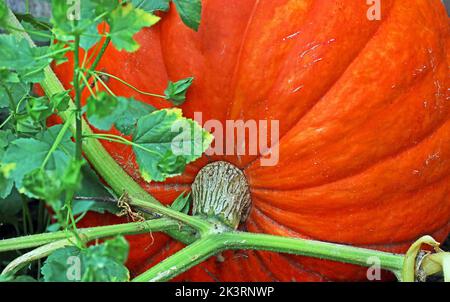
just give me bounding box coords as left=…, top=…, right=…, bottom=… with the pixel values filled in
left=247, top=217, right=329, bottom=281
left=249, top=116, right=450, bottom=210
left=249, top=251, right=278, bottom=282
left=253, top=175, right=450, bottom=245
left=251, top=204, right=449, bottom=250
left=245, top=0, right=449, bottom=187
left=251, top=170, right=450, bottom=213
left=224, top=0, right=260, bottom=121
left=247, top=53, right=448, bottom=189
left=239, top=3, right=394, bottom=171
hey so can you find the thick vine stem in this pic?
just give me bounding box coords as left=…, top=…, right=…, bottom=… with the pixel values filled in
left=0, top=218, right=181, bottom=253
left=1, top=239, right=72, bottom=276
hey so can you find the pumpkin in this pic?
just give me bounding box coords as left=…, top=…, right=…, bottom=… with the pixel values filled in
left=48, top=0, right=450, bottom=281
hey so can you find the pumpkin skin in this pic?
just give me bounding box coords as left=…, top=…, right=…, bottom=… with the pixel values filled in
left=48, top=0, right=450, bottom=281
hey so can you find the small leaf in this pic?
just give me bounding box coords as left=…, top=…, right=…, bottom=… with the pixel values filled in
left=132, top=0, right=170, bottom=12
left=22, top=169, right=62, bottom=208
left=0, top=0, right=7, bottom=27
left=0, top=81, right=29, bottom=109
left=86, top=93, right=155, bottom=133
left=2, top=125, right=75, bottom=192
left=26, top=96, right=53, bottom=122
left=164, top=77, right=194, bottom=106
left=170, top=192, right=191, bottom=214
left=49, top=90, right=71, bottom=112
left=173, top=0, right=202, bottom=31
left=41, top=246, right=81, bottom=282
left=41, top=237, right=129, bottom=282
left=86, top=92, right=125, bottom=131
left=0, top=35, right=51, bottom=79
left=108, top=3, right=160, bottom=52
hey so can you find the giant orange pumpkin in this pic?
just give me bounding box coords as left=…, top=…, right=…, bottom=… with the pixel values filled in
left=49, top=0, right=450, bottom=281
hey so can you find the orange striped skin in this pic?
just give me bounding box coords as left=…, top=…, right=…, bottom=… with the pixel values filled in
left=49, top=0, right=449, bottom=281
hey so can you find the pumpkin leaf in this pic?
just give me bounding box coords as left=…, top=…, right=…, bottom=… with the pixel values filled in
left=85, top=92, right=125, bottom=131
left=0, top=35, right=51, bottom=82
left=26, top=96, right=53, bottom=122
left=173, top=0, right=202, bottom=31
left=2, top=125, right=75, bottom=194
left=49, top=90, right=71, bottom=113
left=0, top=0, right=7, bottom=27
left=85, top=92, right=155, bottom=133
left=132, top=108, right=213, bottom=182
left=170, top=192, right=191, bottom=214
left=132, top=0, right=170, bottom=12
left=0, top=81, right=29, bottom=109
left=108, top=3, right=160, bottom=52
left=115, top=99, right=155, bottom=135
left=41, top=236, right=130, bottom=282
left=164, top=77, right=194, bottom=106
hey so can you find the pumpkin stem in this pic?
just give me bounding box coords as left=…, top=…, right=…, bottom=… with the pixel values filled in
left=191, top=161, right=252, bottom=229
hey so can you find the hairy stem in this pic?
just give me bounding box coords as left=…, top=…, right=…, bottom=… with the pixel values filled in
left=133, top=231, right=405, bottom=282
left=0, top=218, right=180, bottom=253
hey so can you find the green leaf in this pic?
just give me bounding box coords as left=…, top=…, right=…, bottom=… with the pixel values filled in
left=0, top=35, right=51, bottom=79
left=49, top=90, right=70, bottom=112
left=0, top=188, right=21, bottom=215
left=42, top=237, right=129, bottom=282
left=20, top=20, right=51, bottom=45
left=86, top=92, right=155, bottom=133
left=0, top=130, right=16, bottom=199
left=86, top=92, right=125, bottom=131
left=0, top=274, right=37, bottom=282
left=132, top=0, right=170, bottom=12
left=173, top=0, right=202, bottom=31
left=132, top=108, right=213, bottom=182
left=2, top=125, right=75, bottom=192
left=0, top=70, right=20, bottom=84
left=108, top=3, right=160, bottom=52
left=41, top=246, right=81, bottom=282
left=26, top=96, right=53, bottom=122
left=170, top=192, right=191, bottom=214
left=22, top=169, right=62, bottom=208
left=114, top=98, right=155, bottom=135
left=0, top=82, right=29, bottom=109
left=164, top=77, right=194, bottom=106
left=0, top=0, right=7, bottom=27
left=73, top=165, right=119, bottom=215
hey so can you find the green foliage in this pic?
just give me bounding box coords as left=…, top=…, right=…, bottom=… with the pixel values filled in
left=86, top=92, right=125, bottom=131
left=86, top=92, right=155, bottom=133
left=0, top=0, right=207, bottom=282
left=0, top=35, right=51, bottom=83
left=173, top=0, right=202, bottom=31
left=2, top=125, right=74, bottom=195
left=171, top=192, right=191, bottom=214
left=41, top=236, right=130, bottom=282
left=165, top=77, right=194, bottom=105
left=107, top=3, right=160, bottom=52
left=132, top=108, right=213, bottom=182
left=115, top=99, right=155, bottom=135
left=0, top=0, right=7, bottom=27
left=132, top=0, right=170, bottom=12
